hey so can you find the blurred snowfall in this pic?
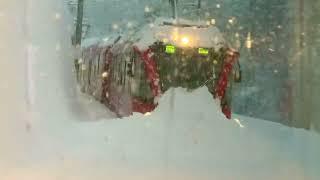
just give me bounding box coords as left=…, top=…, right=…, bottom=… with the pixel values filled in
left=0, top=0, right=319, bottom=180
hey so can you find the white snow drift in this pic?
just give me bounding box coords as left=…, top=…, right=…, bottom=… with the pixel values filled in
left=0, top=1, right=319, bottom=180
left=134, top=17, right=225, bottom=50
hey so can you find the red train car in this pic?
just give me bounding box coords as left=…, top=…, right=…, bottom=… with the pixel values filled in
left=76, top=18, right=240, bottom=118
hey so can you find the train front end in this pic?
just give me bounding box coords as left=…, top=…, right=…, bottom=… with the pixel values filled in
left=130, top=19, right=240, bottom=118
left=78, top=18, right=240, bottom=119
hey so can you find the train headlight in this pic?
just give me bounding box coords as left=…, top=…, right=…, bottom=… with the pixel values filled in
left=102, top=72, right=108, bottom=78
left=181, top=36, right=190, bottom=46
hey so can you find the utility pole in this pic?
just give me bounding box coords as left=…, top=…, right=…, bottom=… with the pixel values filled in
left=74, top=0, right=84, bottom=81
left=169, top=0, right=178, bottom=20
left=197, top=0, right=201, bottom=21
left=75, top=0, right=84, bottom=46
left=297, top=0, right=311, bottom=129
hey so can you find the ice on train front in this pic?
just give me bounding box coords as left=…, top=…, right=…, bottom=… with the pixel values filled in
left=76, top=18, right=240, bottom=118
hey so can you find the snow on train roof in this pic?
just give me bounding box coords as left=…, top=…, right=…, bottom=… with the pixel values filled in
left=81, top=37, right=100, bottom=48
left=82, top=35, right=120, bottom=49
left=134, top=18, right=226, bottom=51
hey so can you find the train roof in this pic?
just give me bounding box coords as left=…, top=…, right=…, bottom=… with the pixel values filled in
left=81, top=37, right=100, bottom=48
left=81, top=18, right=226, bottom=52
left=133, top=18, right=226, bottom=51
left=82, top=35, right=121, bottom=49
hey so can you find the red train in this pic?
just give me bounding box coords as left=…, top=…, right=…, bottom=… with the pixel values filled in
left=76, top=18, right=240, bottom=118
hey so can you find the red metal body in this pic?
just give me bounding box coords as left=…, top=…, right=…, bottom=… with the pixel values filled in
left=84, top=44, right=239, bottom=119
left=214, top=49, right=240, bottom=119
left=132, top=47, right=241, bottom=118
left=101, top=46, right=159, bottom=117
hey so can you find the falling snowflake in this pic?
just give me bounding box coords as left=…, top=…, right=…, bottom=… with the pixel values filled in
left=54, top=13, right=61, bottom=20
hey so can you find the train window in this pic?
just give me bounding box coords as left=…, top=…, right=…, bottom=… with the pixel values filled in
left=97, top=53, right=101, bottom=75
left=122, top=60, right=127, bottom=85
left=93, top=55, right=97, bottom=77
left=131, top=52, right=136, bottom=76
left=120, top=55, right=125, bottom=85
left=127, top=51, right=136, bottom=77
left=130, top=51, right=154, bottom=101
left=117, top=55, right=121, bottom=84
left=111, top=55, right=116, bottom=81
left=154, top=45, right=221, bottom=91
left=88, top=58, right=92, bottom=86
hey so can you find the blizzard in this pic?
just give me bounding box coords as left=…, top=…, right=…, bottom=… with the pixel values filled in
left=0, top=0, right=319, bottom=180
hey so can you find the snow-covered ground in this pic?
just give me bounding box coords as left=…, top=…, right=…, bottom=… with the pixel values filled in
left=0, top=1, right=319, bottom=180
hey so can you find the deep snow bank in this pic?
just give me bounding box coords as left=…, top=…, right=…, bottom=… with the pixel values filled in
left=0, top=0, right=33, bottom=168
left=0, top=0, right=320, bottom=180
left=3, top=83, right=320, bottom=179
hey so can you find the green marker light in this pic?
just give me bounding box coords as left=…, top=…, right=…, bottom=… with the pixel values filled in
left=165, top=45, right=176, bottom=54
left=198, top=48, right=209, bottom=55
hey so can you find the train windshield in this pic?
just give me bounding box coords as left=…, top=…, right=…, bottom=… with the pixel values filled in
left=152, top=44, right=226, bottom=92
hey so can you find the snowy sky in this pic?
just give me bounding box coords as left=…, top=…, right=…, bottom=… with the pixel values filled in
left=0, top=0, right=319, bottom=179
